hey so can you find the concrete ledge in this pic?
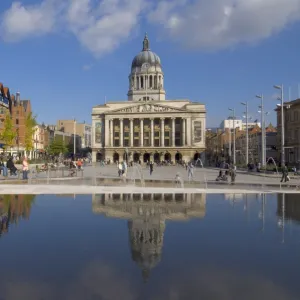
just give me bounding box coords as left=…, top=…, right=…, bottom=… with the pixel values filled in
left=0, top=184, right=299, bottom=195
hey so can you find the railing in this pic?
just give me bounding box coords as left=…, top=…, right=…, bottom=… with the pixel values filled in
left=0, top=166, right=84, bottom=182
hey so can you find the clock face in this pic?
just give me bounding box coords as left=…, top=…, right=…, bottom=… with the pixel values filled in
left=142, top=63, right=150, bottom=70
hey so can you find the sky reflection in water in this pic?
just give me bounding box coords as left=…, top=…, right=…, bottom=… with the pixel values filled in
left=0, top=193, right=299, bottom=300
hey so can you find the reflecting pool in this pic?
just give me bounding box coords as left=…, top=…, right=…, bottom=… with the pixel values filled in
left=0, top=193, right=299, bottom=300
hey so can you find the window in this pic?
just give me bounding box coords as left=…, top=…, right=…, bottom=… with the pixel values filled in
left=16, top=119, right=19, bottom=125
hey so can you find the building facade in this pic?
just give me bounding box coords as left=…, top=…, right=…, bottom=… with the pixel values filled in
left=92, top=34, right=206, bottom=163
left=220, top=118, right=261, bottom=130
left=277, top=98, right=300, bottom=166
left=56, top=120, right=92, bottom=149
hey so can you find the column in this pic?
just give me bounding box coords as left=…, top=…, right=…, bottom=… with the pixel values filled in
left=186, top=117, right=192, bottom=146
left=140, top=119, right=144, bottom=147
left=110, top=119, right=114, bottom=147
left=182, top=118, right=186, bottom=146
left=120, top=119, right=123, bottom=147
left=172, top=118, right=175, bottom=147
left=105, top=119, right=109, bottom=146
left=130, top=118, right=133, bottom=147
left=161, top=118, right=165, bottom=147
left=150, top=118, right=154, bottom=147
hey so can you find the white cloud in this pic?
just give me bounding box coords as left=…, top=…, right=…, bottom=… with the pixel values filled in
left=66, top=0, right=146, bottom=56
left=1, top=0, right=300, bottom=55
left=147, top=0, right=300, bottom=50
left=0, top=0, right=61, bottom=41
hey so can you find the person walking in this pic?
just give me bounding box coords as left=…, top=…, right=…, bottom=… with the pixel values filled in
left=149, top=161, right=154, bottom=175
left=187, top=162, right=194, bottom=181
left=118, top=161, right=123, bottom=177
left=280, top=165, right=289, bottom=183
left=230, top=165, right=237, bottom=183
left=22, top=157, right=29, bottom=180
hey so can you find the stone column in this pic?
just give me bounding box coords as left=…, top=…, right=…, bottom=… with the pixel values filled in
left=110, top=119, right=114, bottom=147
left=182, top=118, right=186, bottom=146
left=105, top=118, right=109, bottom=147
left=186, top=117, right=192, bottom=146
left=172, top=117, right=175, bottom=147
left=120, top=119, right=123, bottom=147
left=161, top=118, right=165, bottom=147
left=140, top=119, right=144, bottom=147
left=130, top=118, right=133, bottom=147
left=150, top=118, right=154, bottom=147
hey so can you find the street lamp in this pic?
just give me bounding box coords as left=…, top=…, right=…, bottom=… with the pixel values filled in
left=255, top=94, right=266, bottom=167
left=273, top=84, right=285, bottom=167
left=73, top=118, right=76, bottom=158
left=241, top=102, right=248, bottom=165
left=228, top=108, right=236, bottom=165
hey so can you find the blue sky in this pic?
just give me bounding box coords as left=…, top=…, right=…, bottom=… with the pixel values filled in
left=1, top=0, right=300, bottom=127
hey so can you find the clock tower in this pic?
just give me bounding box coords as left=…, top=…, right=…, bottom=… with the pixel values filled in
left=127, top=34, right=166, bottom=102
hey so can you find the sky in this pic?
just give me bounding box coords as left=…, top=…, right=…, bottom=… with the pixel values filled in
left=1, top=0, right=300, bottom=127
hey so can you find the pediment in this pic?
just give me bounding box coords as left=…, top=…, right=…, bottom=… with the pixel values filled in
left=109, top=103, right=186, bottom=114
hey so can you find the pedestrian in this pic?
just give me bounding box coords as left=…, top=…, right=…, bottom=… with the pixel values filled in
left=280, top=165, right=289, bottom=183
left=149, top=161, right=154, bottom=175
left=122, top=161, right=127, bottom=176
left=22, top=157, right=29, bottom=180
left=230, top=165, right=236, bottom=183
left=118, top=161, right=122, bottom=177
left=187, top=162, right=194, bottom=181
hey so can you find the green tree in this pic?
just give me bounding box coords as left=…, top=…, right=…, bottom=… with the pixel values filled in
left=24, top=112, right=37, bottom=154
left=47, top=138, right=68, bottom=155
left=0, top=113, right=16, bottom=152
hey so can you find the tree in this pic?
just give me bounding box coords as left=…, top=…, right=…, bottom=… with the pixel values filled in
left=47, top=138, right=68, bottom=156
left=24, top=112, right=37, bottom=154
left=0, top=112, right=16, bottom=152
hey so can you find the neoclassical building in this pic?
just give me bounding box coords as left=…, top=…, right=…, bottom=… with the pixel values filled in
left=92, top=34, right=206, bottom=163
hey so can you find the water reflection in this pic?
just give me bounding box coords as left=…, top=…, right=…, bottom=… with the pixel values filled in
left=1, top=193, right=300, bottom=300
left=93, top=193, right=206, bottom=280
left=0, top=195, right=35, bottom=237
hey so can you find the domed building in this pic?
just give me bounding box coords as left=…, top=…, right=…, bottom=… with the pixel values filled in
left=128, top=34, right=165, bottom=102
left=92, top=34, right=206, bottom=163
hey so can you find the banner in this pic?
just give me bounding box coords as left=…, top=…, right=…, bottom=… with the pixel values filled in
left=95, top=122, right=102, bottom=143
left=193, top=121, right=202, bottom=143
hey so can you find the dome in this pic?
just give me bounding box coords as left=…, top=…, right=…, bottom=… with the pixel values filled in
left=131, top=34, right=161, bottom=70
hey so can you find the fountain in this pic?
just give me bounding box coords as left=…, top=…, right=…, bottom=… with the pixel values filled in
left=175, top=173, right=184, bottom=188
left=131, top=164, right=145, bottom=187
left=195, top=158, right=204, bottom=168
left=266, top=157, right=279, bottom=175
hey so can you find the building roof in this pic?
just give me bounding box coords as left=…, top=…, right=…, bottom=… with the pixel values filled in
left=131, top=34, right=161, bottom=70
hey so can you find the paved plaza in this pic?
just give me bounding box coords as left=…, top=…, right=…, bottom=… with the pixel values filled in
left=0, top=164, right=299, bottom=191
left=89, top=164, right=300, bottom=186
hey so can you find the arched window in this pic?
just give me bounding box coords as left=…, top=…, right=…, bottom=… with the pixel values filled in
left=150, top=75, right=153, bottom=88
left=154, top=76, right=157, bottom=89
left=141, top=76, right=144, bottom=89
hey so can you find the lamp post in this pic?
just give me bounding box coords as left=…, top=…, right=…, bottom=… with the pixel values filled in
left=228, top=108, right=236, bottom=165
left=255, top=94, right=265, bottom=167
left=241, top=102, right=249, bottom=165
left=273, top=85, right=285, bottom=167
left=73, top=118, right=76, bottom=158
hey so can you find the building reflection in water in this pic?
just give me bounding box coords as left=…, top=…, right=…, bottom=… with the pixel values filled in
left=92, top=193, right=206, bottom=281
left=0, top=195, right=35, bottom=237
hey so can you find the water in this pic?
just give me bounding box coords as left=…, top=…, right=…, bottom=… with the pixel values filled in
left=0, top=193, right=299, bottom=300
left=266, top=157, right=279, bottom=174
left=130, top=164, right=145, bottom=187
